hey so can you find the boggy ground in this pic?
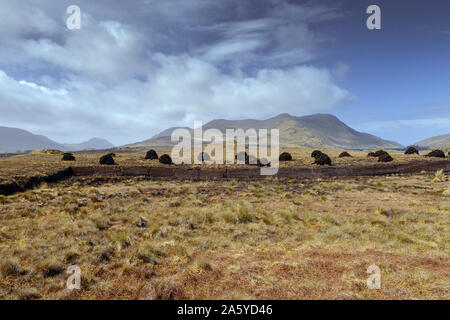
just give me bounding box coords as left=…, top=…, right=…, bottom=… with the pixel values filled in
left=0, top=148, right=448, bottom=183
left=0, top=170, right=449, bottom=299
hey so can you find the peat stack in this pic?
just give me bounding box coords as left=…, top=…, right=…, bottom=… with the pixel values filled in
left=378, top=152, right=394, bottom=162
left=99, top=153, right=115, bottom=165
left=338, top=152, right=351, bottom=158
left=314, top=153, right=332, bottom=166
left=311, top=150, right=323, bottom=158
left=198, top=152, right=211, bottom=162
left=235, top=152, right=249, bottom=164
left=248, top=155, right=258, bottom=165
left=368, top=150, right=387, bottom=157
left=62, top=153, right=75, bottom=161
left=279, top=152, right=292, bottom=161
left=145, top=149, right=158, bottom=160
left=159, top=154, right=173, bottom=165
left=404, top=146, right=419, bottom=155
left=425, top=150, right=445, bottom=158
left=257, top=158, right=271, bottom=167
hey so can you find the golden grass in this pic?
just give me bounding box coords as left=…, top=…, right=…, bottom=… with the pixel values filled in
left=0, top=155, right=449, bottom=299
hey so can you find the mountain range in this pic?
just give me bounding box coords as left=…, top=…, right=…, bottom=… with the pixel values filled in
left=124, top=113, right=404, bottom=150
left=3, top=114, right=448, bottom=153
left=0, top=127, right=114, bottom=153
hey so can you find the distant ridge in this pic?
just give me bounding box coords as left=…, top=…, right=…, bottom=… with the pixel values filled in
left=123, top=113, right=403, bottom=150
left=414, top=133, right=450, bottom=149
left=0, top=127, right=114, bottom=153
left=0, top=127, right=63, bottom=153
left=62, top=138, right=115, bottom=151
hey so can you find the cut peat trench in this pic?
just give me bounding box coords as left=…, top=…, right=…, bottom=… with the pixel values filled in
left=0, top=168, right=74, bottom=196
left=71, top=160, right=450, bottom=180
left=1, top=160, right=449, bottom=196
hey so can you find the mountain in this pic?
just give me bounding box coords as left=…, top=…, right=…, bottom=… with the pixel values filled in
left=124, top=127, right=192, bottom=149
left=124, top=113, right=403, bottom=150
left=0, top=127, right=63, bottom=153
left=0, top=127, right=114, bottom=153
left=151, top=127, right=192, bottom=139
left=414, top=133, right=450, bottom=149
left=62, top=138, right=115, bottom=151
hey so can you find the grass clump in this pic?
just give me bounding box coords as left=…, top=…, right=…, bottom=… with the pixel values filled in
left=0, top=259, right=22, bottom=277
left=237, top=210, right=254, bottom=224
left=432, top=169, right=446, bottom=182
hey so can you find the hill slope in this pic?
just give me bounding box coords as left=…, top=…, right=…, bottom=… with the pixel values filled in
left=0, top=127, right=114, bottom=153
left=62, top=138, right=115, bottom=151
left=0, top=127, right=63, bottom=153
left=124, top=113, right=403, bottom=150
left=414, top=133, right=450, bottom=149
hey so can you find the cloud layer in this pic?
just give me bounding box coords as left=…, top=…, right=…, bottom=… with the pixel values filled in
left=0, top=0, right=350, bottom=144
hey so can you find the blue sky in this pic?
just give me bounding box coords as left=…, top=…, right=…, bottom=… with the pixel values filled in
left=315, top=0, right=450, bottom=144
left=0, top=0, right=448, bottom=146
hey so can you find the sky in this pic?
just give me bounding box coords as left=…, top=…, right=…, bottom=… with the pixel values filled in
left=0, top=0, right=449, bottom=146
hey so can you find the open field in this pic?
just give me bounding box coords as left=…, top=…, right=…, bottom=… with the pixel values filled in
left=0, top=148, right=449, bottom=300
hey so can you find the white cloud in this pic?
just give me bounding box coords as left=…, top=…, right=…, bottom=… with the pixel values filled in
left=0, top=1, right=60, bottom=40
left=18, top=79, right=68, bottom=96
left=0, top=0, right=351, bottom=145
left=0, top=56, right=350, bottom=144
left=1, top=13, right=150, bottom=82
